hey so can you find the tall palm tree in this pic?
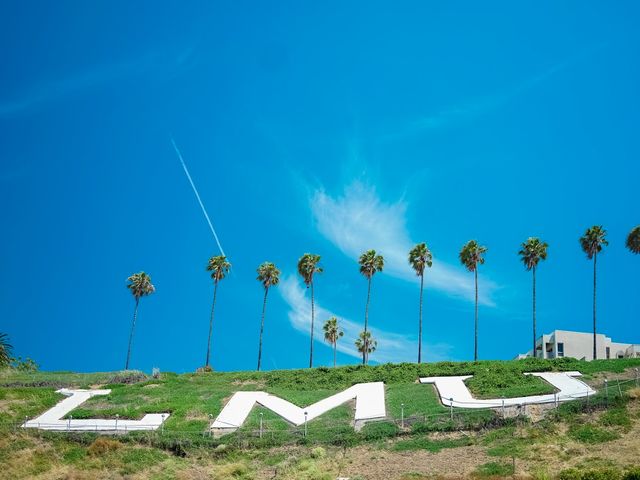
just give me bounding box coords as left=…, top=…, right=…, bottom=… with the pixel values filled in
left=627, top=226, right=640, bottom=254
left=459, top=240, right=487, bottom=362
left=298, top=253, right=323, bottom=368
left=518, top=237, right=549, bottom=359
left=408, top=243, right=433, bottom=363
left=358, top=249, right=384, bottom=365
left=0, top=333, right=13, bottom=368
left=355, top=330, right=377, bottom=365
left=125, top=272, right=155, bottom=370
left=205, top=255, right=231, bottom=369
left=580, top=226, right=608, bottom=360
left=256, top=262, right=280, bottom=371
left=323, top=317, right=344, bottom=367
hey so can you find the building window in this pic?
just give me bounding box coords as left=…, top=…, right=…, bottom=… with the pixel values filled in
left=557, top=343, right=564, bottom=357
left=606, top=347, right=610, bottom=359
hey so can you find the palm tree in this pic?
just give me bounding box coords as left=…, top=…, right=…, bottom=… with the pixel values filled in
left=627, top=226, right=640, bottom=254
left=125, top=272, right=155, bottom=370
left=0, top=333, right=13, bottom=368
left=580, top=226, right=609, bottom=360
left=298, top=253, right=323, bottom=368
left=323, top=317, right=344, bottom=367
left=205, top=255, right=231, bottom=369
left=518, top=238, right=549, bottom=359
left=408, top=243, right=433, bottom=363
left=358, top=249, right=384, bottom=349
left=355, top=330, right=377, bottom=365
left=256, top=262, right=280, bottom=371
left=459, top=240, right=487, bottom=362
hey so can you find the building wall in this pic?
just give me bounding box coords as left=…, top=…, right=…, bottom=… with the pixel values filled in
left=521, top=330, right=635, bottom=361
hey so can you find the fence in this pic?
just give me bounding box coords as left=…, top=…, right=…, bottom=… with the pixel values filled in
left=5, top=373, right=639, bottom=450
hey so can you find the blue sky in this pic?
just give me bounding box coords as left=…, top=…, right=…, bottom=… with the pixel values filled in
left=1, top=1, right=639, bottom=373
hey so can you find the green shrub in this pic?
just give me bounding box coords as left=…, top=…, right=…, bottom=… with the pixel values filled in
left=310, top=446, right=326, bottom=459
left=568, top=425, right=619, bottom=444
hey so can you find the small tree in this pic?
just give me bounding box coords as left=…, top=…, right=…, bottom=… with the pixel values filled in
left=0, top=333, right=13, bottom=368
left=256, top=262, right=280, bottom=371
left=323, top=317, right=344, bottom=367
left=125, top=272, right=155, bottom=370
left=205, top=255, right=231, bottom=369
left=355, top=330, right=377, bottom=365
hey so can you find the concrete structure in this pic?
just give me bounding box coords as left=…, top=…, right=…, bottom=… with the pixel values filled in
left=420, top=371, right=594, bottom=408
left=517, top=330, right=640, bottom=361
left=22, top=389, right=169, bottom=432
left=211, top=382, right=386, bottom=435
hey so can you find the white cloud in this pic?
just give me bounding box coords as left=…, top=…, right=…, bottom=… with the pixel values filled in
left=311, top=181, right=497, bottom=306
left=0, top=46, right=195, bottom=118
left=279, top=274, right=452, bottom=364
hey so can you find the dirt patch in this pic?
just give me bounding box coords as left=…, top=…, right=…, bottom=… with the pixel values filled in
left=143, top=383, right=161, bottom=389
left=231, top=379, right=266, bottom=389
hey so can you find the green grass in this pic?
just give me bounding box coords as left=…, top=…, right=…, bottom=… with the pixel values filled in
left=568, top=424, right=619, bottom=444
left=2, top=358, right=640, bottom=446
left=474, top=461, right=515, bottom=477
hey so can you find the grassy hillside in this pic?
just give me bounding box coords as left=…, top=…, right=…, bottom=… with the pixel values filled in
left=2, top=358, right=640, bottom=479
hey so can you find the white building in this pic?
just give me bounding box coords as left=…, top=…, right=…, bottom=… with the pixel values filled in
left=517, top=330, right=640, bottom=361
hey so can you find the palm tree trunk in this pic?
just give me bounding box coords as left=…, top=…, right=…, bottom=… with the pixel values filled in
left=363, top=277, right=372, bottom=365
left=205, top=280, right=219, bottom=368
left=257, top=287, right=269, bottom=371
left=418, top=273, right=424, bottom=364
left=333, top=342, right=337, bottom=368
left=474, top=268, right=478, bottom=362
left=593, top=252, right=597, bottom=360
left=532, top=266, right=537, bottom=359
left=125, top=297, right=139, bottom=370
left=309, top=281, right=315, bottom=368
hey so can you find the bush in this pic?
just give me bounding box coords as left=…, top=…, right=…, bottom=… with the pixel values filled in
left=310, top=446, right=326, bottom=459
left=87, top=438, right=122, bottom=456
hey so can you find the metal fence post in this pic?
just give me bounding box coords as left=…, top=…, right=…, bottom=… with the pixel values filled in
left=554, top=391, right=558, bottom=408
left=259, top=412, right=263, bottom=439
left=401, top=403, right=405, bottom=428
left=449, top=398, right=454, bottom=421
left=605, top=379, right=609, bottom=403
left=303, top=411, right=308, bottom=437
left=501, top=398, right=505, bottom=419
left=161, top=414, right=164, bottom=435
left=68, top=415, right=72, bottom=432
left=617, top=379, right=623, bottom=397
left=586, top=390, right=590, bottom=410
left=115, top=414, right=119, bottom=433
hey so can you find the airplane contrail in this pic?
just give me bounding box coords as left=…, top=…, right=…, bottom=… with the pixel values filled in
left=171, top=137, right=226, bottom=257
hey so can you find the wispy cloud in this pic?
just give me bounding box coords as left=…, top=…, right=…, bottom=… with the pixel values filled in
left=0, top=47, right=195, bottom=118
left=384, top=45, right=607, bottom=140
left=311, top=181, right=497, bottom=306
left=279, top=274, right=452, bottom=364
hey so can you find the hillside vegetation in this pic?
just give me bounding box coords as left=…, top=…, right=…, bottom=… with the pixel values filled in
left=2, top=358, right=640, bottom=479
